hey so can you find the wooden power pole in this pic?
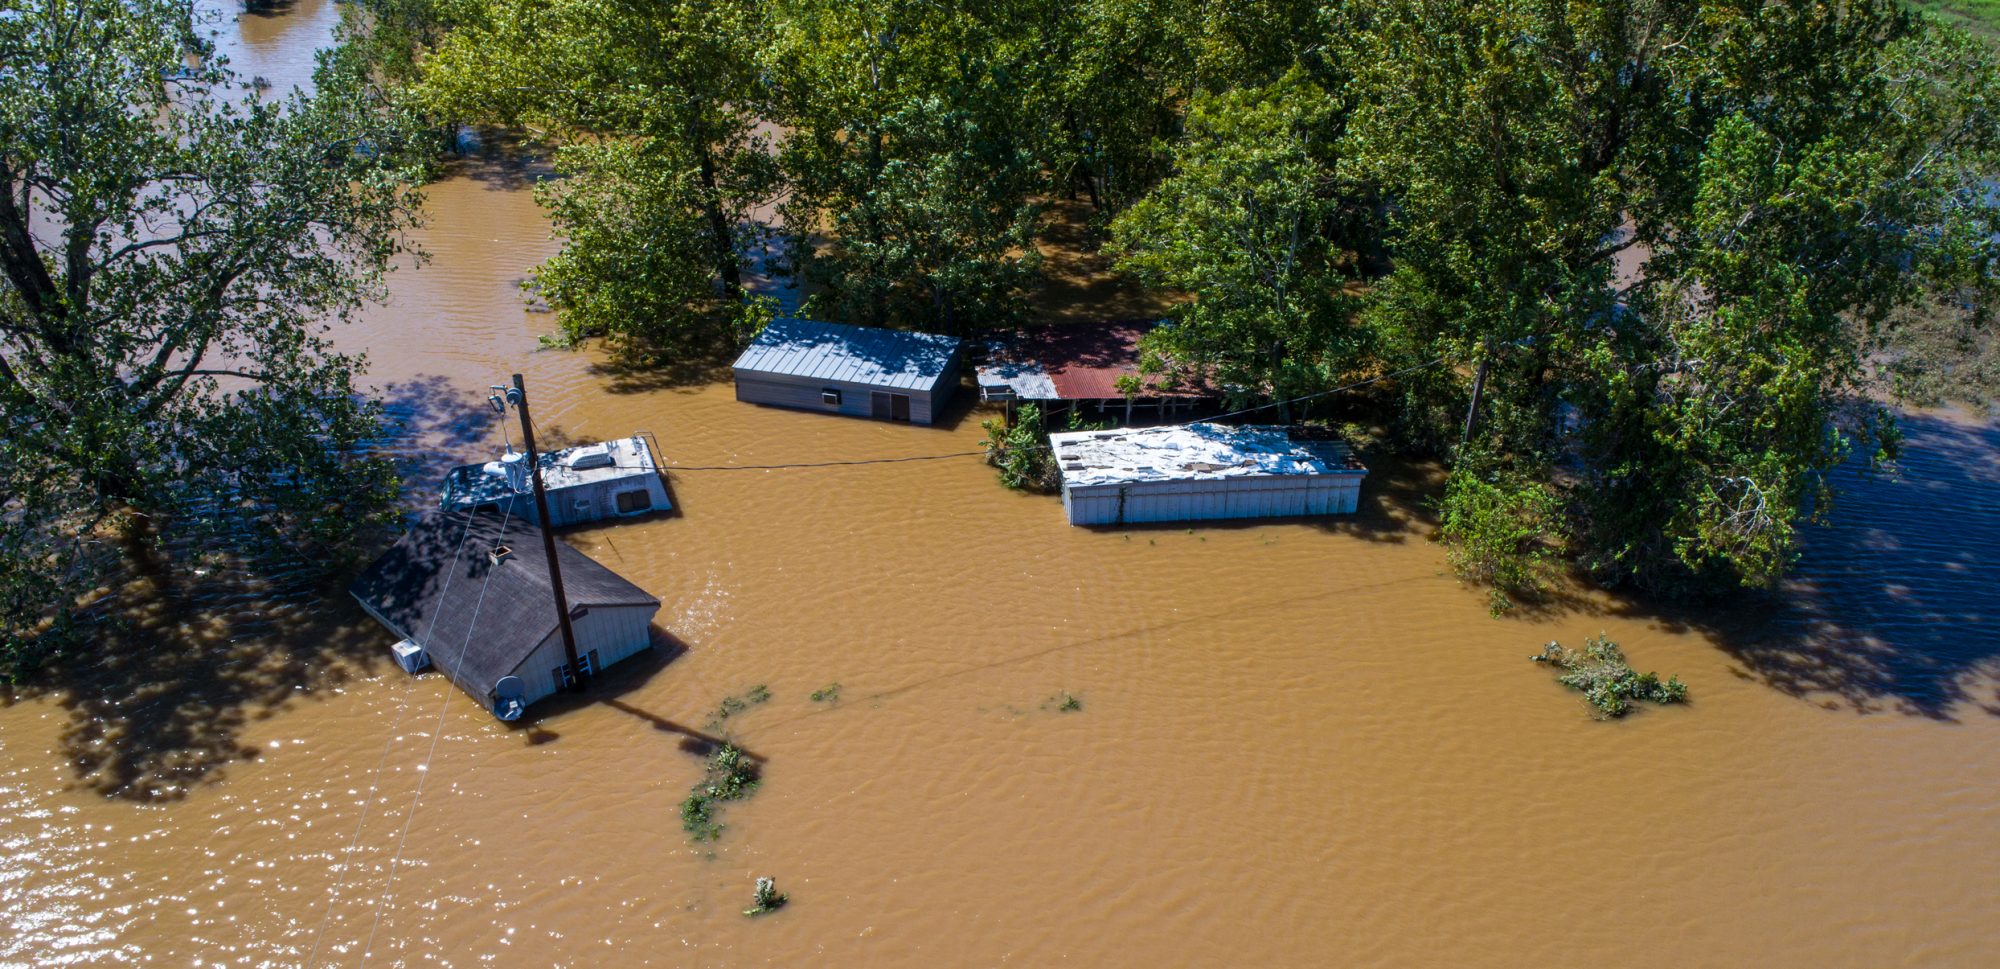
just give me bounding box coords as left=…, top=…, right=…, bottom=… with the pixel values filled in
left=510, top=373, right=584, bottom=691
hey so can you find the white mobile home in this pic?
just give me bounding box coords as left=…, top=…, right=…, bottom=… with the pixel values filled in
left=439, top=434, right=671, bottom=528
left=349, top=511, right=662, bottom=719
left=1048, top=423, right=1367, bottom=526
left=733, top=318, right=962, bottom=424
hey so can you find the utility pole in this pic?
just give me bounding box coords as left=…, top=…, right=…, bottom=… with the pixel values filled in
left=509, top=373, right=584, bottom=691
left=1460, top=340, right=1493, bottom=450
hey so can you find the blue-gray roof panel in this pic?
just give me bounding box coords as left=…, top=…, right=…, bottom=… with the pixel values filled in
left=732, top=318, right=960, bottom=390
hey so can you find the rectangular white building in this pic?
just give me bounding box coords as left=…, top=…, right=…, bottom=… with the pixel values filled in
left=733, top=318, right=962, bottom=424
left=439, top=434, right=672, bottom=528
left=1048, top=423, right=1366, bottom=526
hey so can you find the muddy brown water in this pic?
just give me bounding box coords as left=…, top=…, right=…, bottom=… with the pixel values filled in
left=5, top=6, right=2000, bottom=967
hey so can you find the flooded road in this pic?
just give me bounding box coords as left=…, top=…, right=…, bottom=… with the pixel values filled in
left=4, top=6, right=2000, bottom=967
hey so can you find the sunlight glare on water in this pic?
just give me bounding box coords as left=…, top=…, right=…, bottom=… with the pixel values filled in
left=2, top=6, right=1999, bottom=967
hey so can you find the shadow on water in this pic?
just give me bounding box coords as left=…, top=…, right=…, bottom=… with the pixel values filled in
left=1, top=570, right=391, bottom=802
left=1708, top=412, right=2000, bottom=719
left=0, top=376, right=546, bottom=802
left=1553, top=410, right=2000, bottom=720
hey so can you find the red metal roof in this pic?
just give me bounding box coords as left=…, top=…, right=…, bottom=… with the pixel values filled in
left=995, top=320, right=1218, bottom=400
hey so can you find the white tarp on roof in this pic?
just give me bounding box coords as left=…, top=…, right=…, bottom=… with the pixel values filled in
left=1047, top=423, right=1355, bottom=487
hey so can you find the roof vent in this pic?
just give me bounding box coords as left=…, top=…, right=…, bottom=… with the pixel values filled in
left=488, top=545, right=514, bottom=566
left=563, top=444, right=615, bottom=470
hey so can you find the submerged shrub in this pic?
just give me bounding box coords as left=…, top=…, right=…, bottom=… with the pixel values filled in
left=1531, top=634, right=1687, bottom=719
left=681, top=743, right=761, bottom=841
left=1437, top=467, right=1562, bottom=615
left=745, top=876, right=788, bottom=917
left=980, top=404, right=1103, bottom=493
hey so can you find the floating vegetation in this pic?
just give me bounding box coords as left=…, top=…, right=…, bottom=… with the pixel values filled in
left=744, top=876, right=788, bottom=917
left=707, top=684, right=772, bottom=730
left=1044, top=691, right=1083, bottom=713
left=680, top=743, right=760, bottom=842
left=810, top=682, right=842, bottom=703
left=1532, top=635, right=1687, bottom=719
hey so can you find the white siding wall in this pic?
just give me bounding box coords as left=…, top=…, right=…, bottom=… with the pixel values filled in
left=1063, top=474, right=1364, bottom=526
left=507, top=604, right=660, bottom=705
left=523, top=477, right=671, bottom=528
left=733, top=366, right=957, bottom=425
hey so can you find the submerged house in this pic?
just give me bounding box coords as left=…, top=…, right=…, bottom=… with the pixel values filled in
left=439, top=434, right=671, bottom=528
left=732, top=317, right=963, bottom=424
left=349, top=511, right=662, bottom=719
left=1047, top=423, right=1367, bottom=526
left=976, top=320, right=1219, bottom=421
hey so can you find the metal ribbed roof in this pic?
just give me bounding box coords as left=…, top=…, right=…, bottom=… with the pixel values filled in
left=732, top=318, right=961, bottom=390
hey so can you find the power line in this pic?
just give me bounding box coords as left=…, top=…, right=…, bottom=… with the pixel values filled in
left=357, top=492, right=520, bottom=966
left=656, top=354, right=1454, bottom=472
left=303, top=503, right=486, bottom=969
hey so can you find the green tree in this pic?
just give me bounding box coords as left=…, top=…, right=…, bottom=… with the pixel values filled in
left=419, top=0, right=774, bottom=355
left=1341, top=0, right=2000, bottom=594
left=0, top=0, right=419, bottom=670
left=1109, top=71, right=1370, bottom=418
left=764, top=0, right=1043, bottom=332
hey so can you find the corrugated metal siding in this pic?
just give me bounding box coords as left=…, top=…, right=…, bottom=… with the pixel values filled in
left=733, top=370, right=953, bottom=425
left=732, top=318, right=960, bottom=390
left=1063, top=474, right=1363, bottom=526
left=509, top=604, right=659, bottom=705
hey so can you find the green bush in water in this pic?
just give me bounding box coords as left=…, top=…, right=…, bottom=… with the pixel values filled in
left=1532, top=634, right=1687, bottom=719
left=980, top=404, right=1103, bottom=493
left=681, top=743, right=761, bottom=841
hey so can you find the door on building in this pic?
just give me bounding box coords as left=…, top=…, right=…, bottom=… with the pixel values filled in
left=871, top=391, right=912, bottom=421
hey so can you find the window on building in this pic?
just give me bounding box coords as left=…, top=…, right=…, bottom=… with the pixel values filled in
left=821, top=389, right=841, bottom=406
left=615, top=489, right=650, bottom=514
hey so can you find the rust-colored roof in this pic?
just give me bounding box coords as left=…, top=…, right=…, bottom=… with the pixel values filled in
left=993, top=320, right=1218, bottom=400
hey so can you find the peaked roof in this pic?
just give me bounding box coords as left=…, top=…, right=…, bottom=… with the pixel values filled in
left=348, top=511, right=659, bottom=699
left=732, top=317, right=961, bottom=390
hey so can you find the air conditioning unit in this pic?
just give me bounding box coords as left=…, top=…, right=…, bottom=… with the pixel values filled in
left=391, top=639, right=430, bottom=674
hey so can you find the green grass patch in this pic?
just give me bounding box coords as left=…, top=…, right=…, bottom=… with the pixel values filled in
left=1907, top=1, right=2000, bottom=42
left=1531, top=634, right=1687, bottom=719
left=810, top=682, right=841, bottom=703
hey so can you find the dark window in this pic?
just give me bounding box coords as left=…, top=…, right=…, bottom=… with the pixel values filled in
left=615, top=489, right=649, bottom=514
left=873, top=392, right=911, bottom=421
left=821, top=389, right=841, bottom=406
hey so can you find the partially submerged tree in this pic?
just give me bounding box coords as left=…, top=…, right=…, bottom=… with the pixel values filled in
left=764, top=0, right=1043, bottom=332
left=1340, top=0, right=2000, bottom=596
left=0, top=0, right=420, bottom=671
left=1109, top=71, right=1371, bottom=418
left=419, top=0, right=776, bottom=356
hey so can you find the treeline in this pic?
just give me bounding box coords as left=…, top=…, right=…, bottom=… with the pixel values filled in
left=352, top=0, right=2000, bottom=605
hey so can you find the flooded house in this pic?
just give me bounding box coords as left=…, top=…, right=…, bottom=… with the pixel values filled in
left=348, top=510, right=662, bottom=719
left=439, top=433, right=671, bottom=527
left=976, top=319, right=1219, bottom=422
left=1047, top=423, right=1367, bottom=526
left=732, top=317, right=963, bottom=424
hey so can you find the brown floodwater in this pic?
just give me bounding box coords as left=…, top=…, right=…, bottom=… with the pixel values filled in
left=5, top=7, right=2000, bottom=967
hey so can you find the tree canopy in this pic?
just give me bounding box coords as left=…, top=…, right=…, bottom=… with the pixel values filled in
left=0, top=0, right=421, bottom=668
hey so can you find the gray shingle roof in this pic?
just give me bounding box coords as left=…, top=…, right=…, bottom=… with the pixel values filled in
left=732, top=318, right=961, bottom=390
left=348, top=511, right=659, bottom=700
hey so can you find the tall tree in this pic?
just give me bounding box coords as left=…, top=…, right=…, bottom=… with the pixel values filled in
left=1340, top=0, right=2000, bottom=594
left=0, top=0, right=419, bottom=667
left=764, top=0, right=1043, bottom=332
left=419, top=0, right=774, bottom=355
left=1108, top=71, right=1371, bottom=417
